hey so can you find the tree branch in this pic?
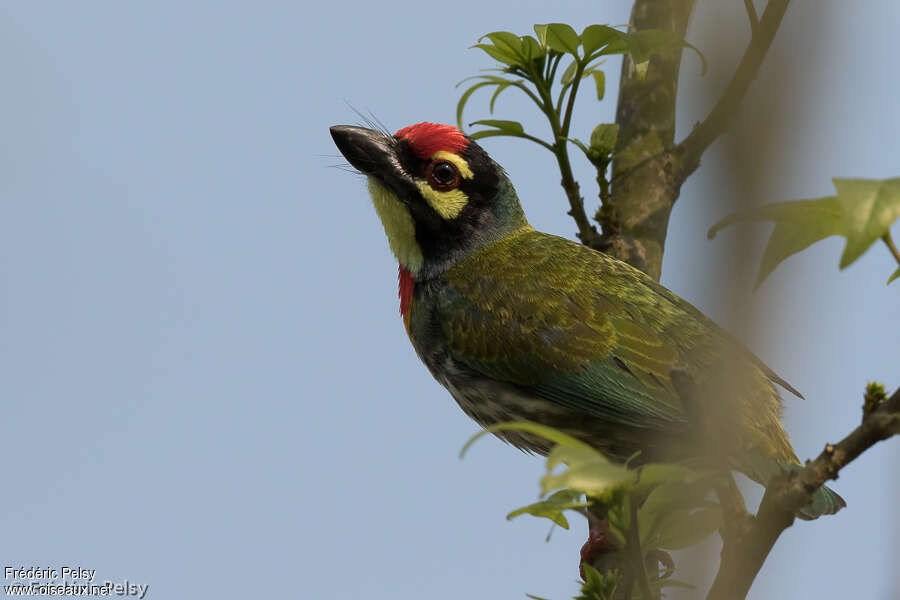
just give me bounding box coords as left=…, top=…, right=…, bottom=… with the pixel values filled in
left=715, top=474, right=753, bottom=542
left=524, top=60, right=605, bottom=249
left=743, top=0, right=760, bottom=36
left=674, top=0, right=790, bottom=182
left=557, top=152, right=603, bottom=247
left=598, top=1, right=790, bottom=280
left=598, top=0, right=696, bottom=280
left=707, top=384, right=900, bottom=600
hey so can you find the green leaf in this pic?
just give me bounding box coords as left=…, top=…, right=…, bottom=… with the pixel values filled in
left=581, top=25, right=627, bottom=55
left=592, top=70, right=605, bottom=100
left=533, top=24, right=549, bottom=47
left=480, top=31, right=524, bottom=61
left=565, top=137, right=590, bottom=157
left=488, top=81, right=514, bottom=113
left=758, top=199, right=845, bottom=287
left=708, top=196, right=847, bottom=289
left=629, top=29, right=707, bottom=74
left=589, top=123, right=618, bottom=155
left=469, top=119, right=524, bottom=135
left=455, top=80, right=496, bottom=130
left=472, top=43, right=521, bottom=66
left=604, top=500, right=630, bottom=550
left=889, top=266, right=900, bottom=285
left=541, top=444, right=631, bottom=497
left=468, top=129, right=517, bottom=141
left=507, top=503, right=570, bottom=528
left=577, top=565, right=619, bottom=600
left=560, top=60, right=577, bottom=85
left=594, top=36, right=631, bottom=57
left=708, top=178, right=900, bottom=287
left=632, top=463, right=717, bottom=498
left=632, top=465, right=722, bottom=550
left=459, top=420, right=594, bottom=459
left=564, top=64, right=602, bottom=88
left=655, top=506, right=722, bottom=550
left=506, top=489, right=588, bottom=529
left=520, top=35, right=544, bottom=61
left=834, top=178, right=900, bottom=268
left=543, top=22, right=580, bottom=55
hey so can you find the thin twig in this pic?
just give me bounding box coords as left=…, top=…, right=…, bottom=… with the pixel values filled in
left=674, top=0, right=790, bottom=182
left=517, top=132, right=556, bottom=152
left=743, top=0, right=761, bottom=36
left=715, top=474, right=751, bottom=532
left=627, top=494, right=654, bottom=600
left=555, top=152, right=602, bottom=247
left=707, top=384, right=900, bottom=600
left=526, top=60, right=602, bottom=248
left=597, top=161, right=611, bottom=206
left=561, top=61, right=585, bottom=138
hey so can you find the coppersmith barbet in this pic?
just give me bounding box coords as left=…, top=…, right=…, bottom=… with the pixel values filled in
left=330, top=122, right=844, bottom=519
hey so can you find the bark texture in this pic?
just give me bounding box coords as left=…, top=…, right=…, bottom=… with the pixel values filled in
left=600, top=0, right=696, bottom=280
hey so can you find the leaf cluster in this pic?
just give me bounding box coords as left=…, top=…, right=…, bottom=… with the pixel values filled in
left=525, top=565, right=619, bottom=600
left=457, top=24, right=704, bottom=166
left=708, top=177, right=900, bottom=288
left=462, top=422, right=724, bottom=596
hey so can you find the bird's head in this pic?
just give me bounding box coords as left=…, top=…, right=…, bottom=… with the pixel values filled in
left=330, top=122, right=529, bottom=279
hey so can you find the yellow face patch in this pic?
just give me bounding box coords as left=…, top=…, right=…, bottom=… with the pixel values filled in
left=415, top=151, right=474, bottom=220
left=367, top=178, right=423, bottom=273
left=430, top=151, right=474, bottom=179
left=415, top=182, right=469, bottom=220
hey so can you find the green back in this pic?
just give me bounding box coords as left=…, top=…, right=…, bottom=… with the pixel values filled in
left=428, top=228, right=798, bottom=469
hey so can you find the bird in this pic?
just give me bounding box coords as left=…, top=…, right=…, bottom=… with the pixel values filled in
left=329, top=121, right=845, bottom=523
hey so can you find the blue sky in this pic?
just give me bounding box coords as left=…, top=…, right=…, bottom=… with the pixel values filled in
left=2, top=2, right=897, bottom=599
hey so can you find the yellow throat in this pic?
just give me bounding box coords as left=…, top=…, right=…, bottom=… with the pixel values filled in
left=367, top=177, right=424, bottom=273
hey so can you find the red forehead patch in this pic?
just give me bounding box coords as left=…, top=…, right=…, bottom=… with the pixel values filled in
left=395, top=122, right=468, bottom=159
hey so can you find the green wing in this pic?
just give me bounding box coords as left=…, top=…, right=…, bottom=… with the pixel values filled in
left=438, top=229, right=794, bottom=460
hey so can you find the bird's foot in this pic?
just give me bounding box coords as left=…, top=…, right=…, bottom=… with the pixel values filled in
left=579, top=517, right=617, bottom=580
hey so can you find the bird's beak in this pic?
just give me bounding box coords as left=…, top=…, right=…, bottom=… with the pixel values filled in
left=330, top=125, right=398, bottom=177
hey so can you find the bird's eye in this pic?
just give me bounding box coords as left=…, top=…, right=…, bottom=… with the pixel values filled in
left=427, top=160, right=460, bottom=191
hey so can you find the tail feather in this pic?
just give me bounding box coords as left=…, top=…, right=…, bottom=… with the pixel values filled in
left=783, top=463, right=846, bottom=520
left=744, top=456, right=846, bottom=519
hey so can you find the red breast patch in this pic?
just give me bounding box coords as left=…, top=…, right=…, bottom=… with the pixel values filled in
left=398, top=265, right=415, bottom=319
left=395, top=122, right=468, bottom=159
